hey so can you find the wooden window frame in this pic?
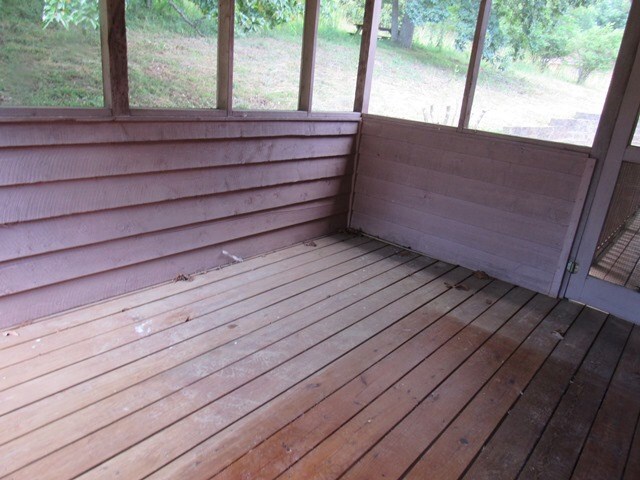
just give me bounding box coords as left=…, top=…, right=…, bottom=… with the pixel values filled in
left=458, top=0, right=491, bottom=130
left=0, top=0, right=637, bottom=160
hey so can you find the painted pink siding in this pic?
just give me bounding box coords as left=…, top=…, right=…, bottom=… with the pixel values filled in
left=0, top=119, right=357, bottom=328
left=350, top=115, right=595, bottom=295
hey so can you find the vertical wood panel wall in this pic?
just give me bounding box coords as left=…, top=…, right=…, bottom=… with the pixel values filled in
left=350, top=115, right=595, bottom=296
left=0, top=119, right=357, bottom=327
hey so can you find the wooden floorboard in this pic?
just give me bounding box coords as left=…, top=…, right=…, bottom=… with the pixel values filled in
left=572, top=324, right=640, bottom=480
left=518, top=316, right=632, bottom=480
left=0, top=238, right=381, bottom=393
left=0, top=234, right=352, bottom=350
left=461, top=307, right=607, bottom=480
left=0, top=243, right=423, bottom=455
left=199, top=280, right=512, bottom=480
left=624, top=415, right=640, bottom=480
left=0, top=234, right=637, bottom=480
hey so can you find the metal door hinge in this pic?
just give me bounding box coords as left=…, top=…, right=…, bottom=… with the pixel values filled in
left=566, top=260, right=579, bottom=274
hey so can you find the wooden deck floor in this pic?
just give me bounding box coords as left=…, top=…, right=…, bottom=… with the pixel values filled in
left=0, top=234, right=638, bottom=480
left=590, top=209, right=640, bottom=290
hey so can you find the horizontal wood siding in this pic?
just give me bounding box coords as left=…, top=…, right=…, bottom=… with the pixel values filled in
left=0, top=119, right=357, bottom=328
left=350, top=116, right=595, bottom=295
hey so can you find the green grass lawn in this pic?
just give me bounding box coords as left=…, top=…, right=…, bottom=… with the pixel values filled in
left=0, top=0, right=103, bottom=107
left=0, top=0, right=618, bottom=145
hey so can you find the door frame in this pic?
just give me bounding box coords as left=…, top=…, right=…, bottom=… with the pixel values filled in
left=564, top=33, right=640, bottom=323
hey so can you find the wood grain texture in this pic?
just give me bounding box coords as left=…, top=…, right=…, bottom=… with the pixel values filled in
left=362, top=116, right=591, bottom=173
left=572, top=324, right=640, bottom=480
left=353, top=0, right=382, bottom=113
left=0, top=119, right=358, bottom=147
left=0, top=240, right=381, bottom=441
left=336, top=294, right=557, bottom=480
left=0, top=157, right=351, bottom=223
left=8, top=258, right=452, bottom=479
left=99, top=0, right=129, bottom=115
left=459, top=0, right=491, bottom=129
left=351, top=212, right=553, bottom=293
left=0, top=240, right=636, bottom=480
left=0, top=118, right=358, bottom=328
left=0, top=235, right=351, bottom=354
left=0, top=216, right=346, bottom=328
left=519, top=316, right=632, bottom=480
left=357, top=155, right=575, bottom=224
left=298, top=0, right=320, bottom=111
left=0, top=135, right=354, bottom=185
left=624, top=418, right=640, bottom=480
left=461, top=307, right=607, bottom=480
left=358, top=134, right=584, bottom=202
left=353, top=194, right=559, bottom=269
left=355, top=175, right=566, bottom=247
left=0, top=245, right=407, bottom=460
left=0, top=241, right=384, bottom=394
left=351, top=116, right=595, bottom=295
left=403, top=301, right=582, bottom=480
left=1, top=179, right=350, bottom=263
left=0, top=197, right=350, bottom=299
left=217, top=0, right=234, bottom=111
left=207, top=280, right=511, bottom=480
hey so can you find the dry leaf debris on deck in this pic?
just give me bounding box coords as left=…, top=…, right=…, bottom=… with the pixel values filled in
left=174, top=273, right=191, bottom=282
left=304, top=240, right=317, bottom=247
left=1, top=330, right=19, bottom=337
left=473, top=271, right=491, bottom=280
left=444, top=282, right=470, bottom=291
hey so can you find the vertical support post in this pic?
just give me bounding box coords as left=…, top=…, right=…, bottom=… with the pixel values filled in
left=299, top=0, right=321, bottom=111
left=391, top=0, right=399, bottom=41
left=218, top=0, right=235, bottom=113
left=354, top=0, right=382, bottom=113
left=591, top=0, right=640, bottom=159
left=100, top=0, right=130, bottom=115
left=458, top=0, right=491, bottom=130
left=560, top=2, right=640, bottom=296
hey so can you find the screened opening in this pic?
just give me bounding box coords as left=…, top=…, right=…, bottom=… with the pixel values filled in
left=368, top=0, right=478, bottom=126
left=632, top=112, right=640, bottom=146
left=233, top=0, right=305, bottom=110
left=470, top=0, right=631, bottom=146
left=312, top=0, right=363, bottom=112
left=126, top=1, right=218, bottom=109
left=589, top=161, right=640, bottom=290
left=0, top=0, right=103, bottom=107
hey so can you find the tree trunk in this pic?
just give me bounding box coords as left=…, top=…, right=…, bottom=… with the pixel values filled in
left=397, top=14, right=415, bottom=49
left=391, top=0, right=399, bottom=42
left=146, top=0, right=152, bottom=8
left=577, top=67, right=592, bottom=85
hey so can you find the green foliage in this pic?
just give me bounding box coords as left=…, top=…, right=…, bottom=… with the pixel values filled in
left=594, top=0, right=629, bottom=28
left=32, top=0, right=632, bottom=84
left=234, top=0, right=303, bottom=32
left=335, top=0, right=365, bottom=25
left=41, top=0, right=304, bottom=33
left=405, top=0, right=451, bottom=25
left=573, top=25, right=621, bottom=83
left=395, top=0, right=628, bottom=72
left=528, top=20, right=573, bottom=69
left=42, top=0, right=99, bottom=29
left=1, top=0, right=104, bottom=106
left=568, top=2, right=625, bottom=83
